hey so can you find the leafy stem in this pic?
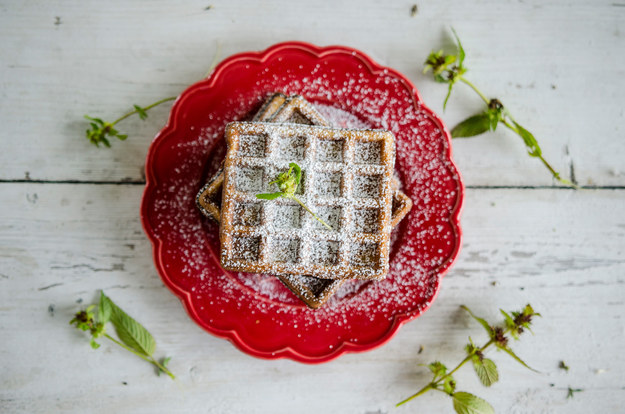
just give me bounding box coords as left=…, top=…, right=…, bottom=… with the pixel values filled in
left=84, top=97, right=175, bottom=147
left=458, top=77, right=489, bottom=105
left=84, top=47, right=223, bottom=148
left=292, top=195, right=333, bottom=231
left=103, top=333, right=175, bottom=379
left=70, top=292, right=175, bottom=380
left=397, top=304, right=540, bottom=412
left=256, top=162, right=334, bottom=231
left=424, top=28, right=577, bottom=188
left=397, top=338, right=496, bottom=406
left=112, top=97, right=176, bottom=125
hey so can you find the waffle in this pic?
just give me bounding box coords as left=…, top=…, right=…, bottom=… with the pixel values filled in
left=220, top=122, right=396, bottom=280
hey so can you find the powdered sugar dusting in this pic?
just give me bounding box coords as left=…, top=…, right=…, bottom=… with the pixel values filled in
left=220, top=122, right=395, bottom=280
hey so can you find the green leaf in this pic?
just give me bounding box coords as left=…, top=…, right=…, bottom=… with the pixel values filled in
left=434, top=73, right=447, bottom=83
left=451, top=28, right=465, bottom=67
left=289, top=162, right=302, bottom=186
left=452, top=392, right=495, bottom=414
left=133, top=104, right=148, bottom=120
left=90, top=338, right=101, bottom=349
left=500, top=309, right=515, bottom=330
left=116, top=134, right=128, bottom=141
left=427, top=361, right=448, bottom=379
left=256, top=192, right=283, bottom=200
left=512, top=120, right=542, bottom=157
left=443, top=82, right=454, bottom=111
left=98, top=292, right=112, bottom=324
left=465, top=337, right=478, bottom=356
left=451, top=114, right=491, bottom=138
left=461, top=305, right=493, bottom=336
left=157, top=356, right=171, bottom=376
left=105, top=293, right=156, bottom=357
left=443, top=375, right=456, bottom=394
left=500, top=346, right=539, bottom=372
left=84, top=115, right=105, bottom=125
left=523, top=304, right=540, bottom=318
left=473, top=358, right=499, bottom=387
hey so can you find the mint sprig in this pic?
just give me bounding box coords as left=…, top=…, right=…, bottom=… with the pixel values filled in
left=424, top=28, right=577, bottom=188
left=83, top=45, right=223, bottom=148
left=70, top=292, right=175, bottom=379
left=397, top=304, right=540, bottom=412
left=84, top=97, right=176, bottom=147
left=256, top=162, right=334, bottom=231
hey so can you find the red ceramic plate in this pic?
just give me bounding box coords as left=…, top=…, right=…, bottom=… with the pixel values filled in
left=141, top=41, right=463, bottom=363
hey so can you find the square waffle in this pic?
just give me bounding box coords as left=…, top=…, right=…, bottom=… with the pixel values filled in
left=220, top=122, right=396, bottom=280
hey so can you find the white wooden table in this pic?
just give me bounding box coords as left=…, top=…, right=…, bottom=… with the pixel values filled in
left=2, top=1, right=624, bottom=412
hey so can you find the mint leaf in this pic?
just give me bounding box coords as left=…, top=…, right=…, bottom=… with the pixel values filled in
left=461, top=305, right=493, bottom=336
left=451, top=27, right=465, bottom=67
left=443, top=375, right=456, bottom=395
left=157, top=356, right=171, bottom=376
left=443, top=82, right=454, bottom=110
left=512, top=120, right=541, bottom=157
left=499, top=346, right=539, bottom=372
left=289, top=162, right=302, bottom=186
left=452, top=392, right=495, bottom=414
left=84, top=115, right=105, bottom=125
left=256, top=192, right=283, bottom=200
left=133, top=104, right=148, bottom=120
left=98, top=291, right=112, bottom=324
left=473, top=357, right=499, bottom=387
left=259, top=162, right=333, bottom=231
left=427, top=361, right=448, bottom=379
left=451, top=114, right=491, bottom=138
left=105, top=293, right=156, bottom=357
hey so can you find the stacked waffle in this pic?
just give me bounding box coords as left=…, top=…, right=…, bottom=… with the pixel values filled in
left=196, top=93, right=412, bottom=308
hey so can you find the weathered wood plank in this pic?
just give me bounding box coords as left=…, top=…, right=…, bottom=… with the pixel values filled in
left=0, top=0, right=623, bottom=185
left=1, top=183, right=623, bottom=412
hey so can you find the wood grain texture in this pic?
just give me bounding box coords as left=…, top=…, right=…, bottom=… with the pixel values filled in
left=1, top=1, right=624, bottom=412
left=1, top=184, right=623, bottom=413
left=0, top=0, right=623, bottom=185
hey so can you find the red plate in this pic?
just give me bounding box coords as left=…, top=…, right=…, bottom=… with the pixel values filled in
left=141, top=41, right=463, bottom=363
